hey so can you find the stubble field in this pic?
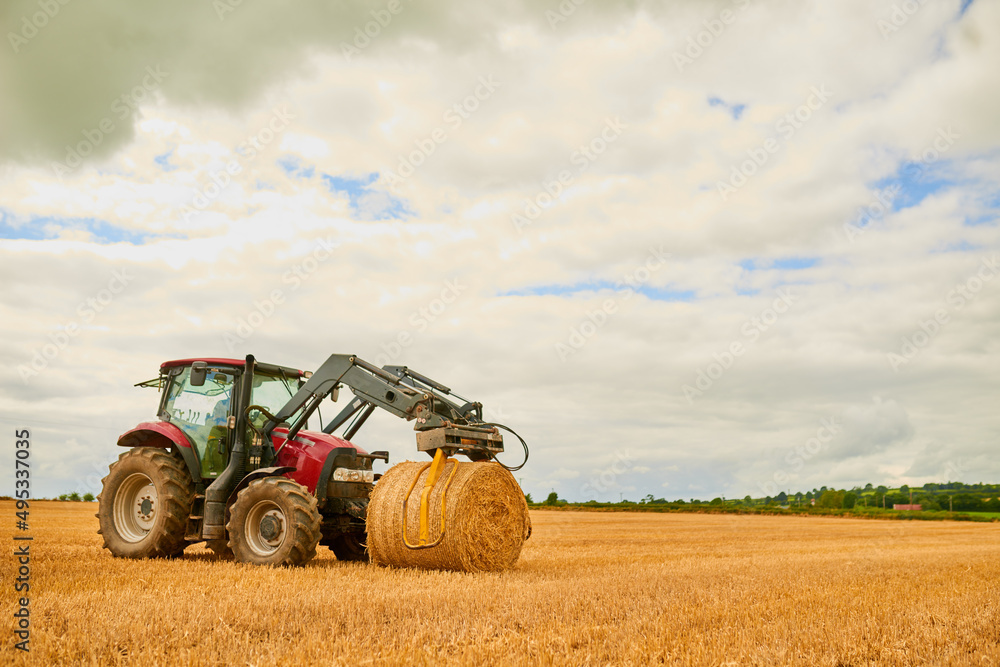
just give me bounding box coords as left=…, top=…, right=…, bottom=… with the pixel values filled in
left=2, top=501, right=999, bottom=666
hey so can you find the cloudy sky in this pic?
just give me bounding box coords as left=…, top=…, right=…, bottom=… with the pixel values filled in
left=1, top=0, right=997, bottom=502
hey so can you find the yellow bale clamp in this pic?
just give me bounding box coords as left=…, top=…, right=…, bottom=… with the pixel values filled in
left=401, top=448, right=459, bottom=550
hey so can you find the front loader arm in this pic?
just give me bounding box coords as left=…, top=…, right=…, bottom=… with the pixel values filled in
left=267, top=354, right=503, bottom=460
left=271, top=354, right=425, bottom=437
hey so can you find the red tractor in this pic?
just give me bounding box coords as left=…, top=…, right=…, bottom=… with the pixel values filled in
left=98, top=353, right=515, bottom=566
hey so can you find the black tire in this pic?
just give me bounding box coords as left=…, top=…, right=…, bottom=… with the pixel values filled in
left=329, top=533, right=369, bottom=562
left=227, top=477, right=321, bottom=566
left=97, top=447, right=194, bottom=559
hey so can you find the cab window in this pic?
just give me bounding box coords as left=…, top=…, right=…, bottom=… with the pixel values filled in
left=250, top=373, right=304, bottom=428
left=163, top=367, right=234, bottom=477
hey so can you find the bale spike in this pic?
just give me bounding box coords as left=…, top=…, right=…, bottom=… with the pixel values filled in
left=401, top=448, right=459, bottom=550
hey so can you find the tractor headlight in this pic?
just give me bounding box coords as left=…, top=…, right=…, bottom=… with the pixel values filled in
left=333, top=468, right=374, bottom=483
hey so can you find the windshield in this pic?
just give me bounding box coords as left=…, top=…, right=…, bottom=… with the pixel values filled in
left=162, top=367, right=234, bottom=447
left=162, top=367, right=306, bottom=436
left=251, top=373, right=303, bottom=426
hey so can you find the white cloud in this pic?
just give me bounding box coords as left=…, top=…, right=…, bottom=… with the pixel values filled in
left=279, top=133, right=330, bottom=159
left=1, top=0, right=998, bottom=501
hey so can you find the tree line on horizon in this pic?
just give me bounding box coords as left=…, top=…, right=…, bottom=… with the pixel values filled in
left=530, top=481, right=1000, bottom=512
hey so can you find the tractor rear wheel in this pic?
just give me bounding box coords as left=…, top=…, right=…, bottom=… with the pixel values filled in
left=228, top=477, right=321, bottom=566
left=329, top=533, right=369, bottom=562
left=97, top=447, right=194, bottom=559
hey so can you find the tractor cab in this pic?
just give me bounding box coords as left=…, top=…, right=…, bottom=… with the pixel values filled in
left=154, top=358, right=305, bottom=480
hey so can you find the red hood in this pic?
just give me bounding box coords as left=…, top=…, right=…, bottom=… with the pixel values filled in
left=271, top=428, right=367, bottom=493
left=272, top=428, right=367, bottom=454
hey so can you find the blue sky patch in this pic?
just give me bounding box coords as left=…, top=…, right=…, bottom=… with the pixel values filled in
left=278, top=155, right=316, bottom=180
left=0, top=210, right=157, bottom=244
left=964, top=189, right=1000, bottom=226
left=154, top=150, right=177, bottom=172
left=709, top=96, right=746, bottom=120
left=501, top=280, right=695, bottom=302
left=740, top=257, right=818, bottom=271
left=322, top=172, right=412, bottom=221
left=935, top=240, right=979, bottom=253
left=873, top=158, right=955, bottom=213
left=773, top=257, right=819, bottom=270
left=964, top=214, right=996, bottom=226
left=324, top=172, right=378, bottom=195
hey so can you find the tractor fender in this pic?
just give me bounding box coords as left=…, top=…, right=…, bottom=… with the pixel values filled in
left=117, top=421, right=192, bottom=449
left=117, top=421, right=200, bottom=486
left=227, top=467, right=297, bottom=505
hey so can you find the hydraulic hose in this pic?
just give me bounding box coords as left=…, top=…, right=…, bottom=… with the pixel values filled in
left=481, top=422, right=529, bottom=472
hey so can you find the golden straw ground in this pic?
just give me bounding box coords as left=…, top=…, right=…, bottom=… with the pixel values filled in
left=367, top=460, right=531, bottom=572
left=2, top=502, right=999, bottom=666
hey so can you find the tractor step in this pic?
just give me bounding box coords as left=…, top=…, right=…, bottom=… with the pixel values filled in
left=185, top=494, right=206, bottom=541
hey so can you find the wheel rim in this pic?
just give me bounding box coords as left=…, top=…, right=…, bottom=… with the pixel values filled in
left=245, top=500, right=286, bottom=556
left=113, top=473, right=158, bottom=543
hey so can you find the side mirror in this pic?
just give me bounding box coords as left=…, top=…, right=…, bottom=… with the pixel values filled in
left=190, top=362, right=208, bottom=387
left=331, top=384, right=340, bottom=402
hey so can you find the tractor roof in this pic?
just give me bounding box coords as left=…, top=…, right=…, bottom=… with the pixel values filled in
left=160, top=358, right=306, bottom=377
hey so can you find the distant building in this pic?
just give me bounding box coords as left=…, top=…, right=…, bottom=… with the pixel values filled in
left=893, top=504, right=922, bottom=511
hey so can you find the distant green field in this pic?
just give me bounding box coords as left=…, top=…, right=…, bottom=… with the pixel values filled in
left=964, top=512, right=1000, bottom=519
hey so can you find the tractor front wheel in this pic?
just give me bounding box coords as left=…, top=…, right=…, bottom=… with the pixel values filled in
left=228, top=477, right=321, bottom=566
left=97, top=447, right=194, bottom=558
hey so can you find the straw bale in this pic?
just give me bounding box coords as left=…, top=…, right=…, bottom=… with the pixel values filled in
left=367, top=460, right=530, bottom=572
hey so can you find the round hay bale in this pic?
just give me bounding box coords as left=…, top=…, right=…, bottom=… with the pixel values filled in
left=366, top=459, right=531, bottom=572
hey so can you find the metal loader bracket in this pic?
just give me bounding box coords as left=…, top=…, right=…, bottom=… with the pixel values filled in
left=414, top=424, right=503, bottom=454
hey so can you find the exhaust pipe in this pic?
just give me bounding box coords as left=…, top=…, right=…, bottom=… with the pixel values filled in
left=203, top=354, right=255, bottom=540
